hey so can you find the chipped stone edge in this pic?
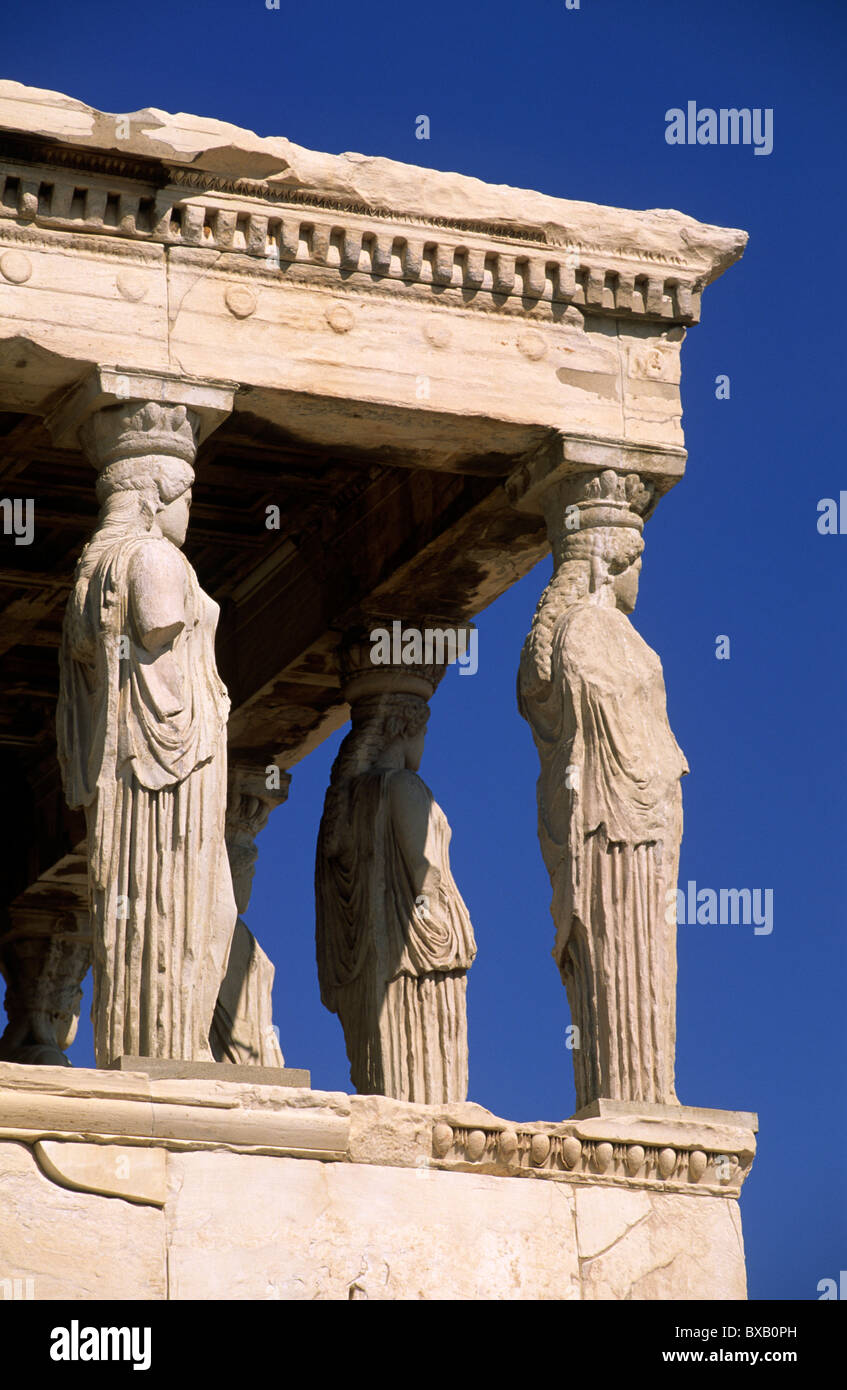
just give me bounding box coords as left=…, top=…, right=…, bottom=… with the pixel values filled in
left=0, top=80, right=748, bottom=326
left=0, top=82, right=747, bottom=274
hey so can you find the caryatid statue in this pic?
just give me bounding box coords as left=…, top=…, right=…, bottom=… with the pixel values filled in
left=315, top=642, right=477, bottom=1103
left=518, top=469, right=688, bottom=1110
left=57, top=400, right=238, bottom=1066
left=211, top=761, right=290, bottom=1067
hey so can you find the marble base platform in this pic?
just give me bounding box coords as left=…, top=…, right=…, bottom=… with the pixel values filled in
left=108, top=1056, right=311, bottom=1087
left=0, top=1063, right=757, bottom=1301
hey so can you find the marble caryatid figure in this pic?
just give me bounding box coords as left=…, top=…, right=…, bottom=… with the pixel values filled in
left=518, top=470, right=688, bottom=1110
left=210, top=762, right=290, bottom=1067
left=57, top=401, right=237, bottom=1066
left=316, top=651, right=476, bottom=1103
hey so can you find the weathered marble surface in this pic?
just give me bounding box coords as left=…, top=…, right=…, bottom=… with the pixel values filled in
left=0, top=1140, right=166, bottom=1299
left=0, top=1063, right=350, bottom=1156
left=0, top=1130, right=748, bottom=1301
left=107, top=1056, right=309, bottom=1086
left=34, top=1138, right=167, bottom=1206
left=166, top=1153, right=581, bottom=1301
left=575, top=1186, right=747, bottom=1300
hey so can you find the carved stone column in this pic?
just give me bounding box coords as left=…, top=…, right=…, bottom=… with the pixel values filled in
left=511, top=439, right=688, bottom=1110
left=0, top=752, right=92, bottom=1067
left=0, top=902, right=91, bottom=1065
left=47, top=368, right=237, bottom=1066
left=211, top=761, right=289, bottom=1066
left=315, top=624, right=477, bottom=1103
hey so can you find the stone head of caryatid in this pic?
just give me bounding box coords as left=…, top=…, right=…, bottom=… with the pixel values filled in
left=80, top=401, right=199, bottom=546
left=340, top=656, right=439, bottom=777
left=544, top=468, right=653, bottom=614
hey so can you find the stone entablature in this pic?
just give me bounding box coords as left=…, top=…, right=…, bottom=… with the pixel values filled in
left=0, top=82, right=745, bottom=323
left=0, top=81, right=746, bottom=461
left=0, top=154, right=707, bottom=325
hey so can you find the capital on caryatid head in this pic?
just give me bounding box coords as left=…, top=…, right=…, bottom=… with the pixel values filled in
left=341, top=631, right=442, bottom=708
left=509, top=442, right=664, bottom=625
left=226, top=761, right=291, bottom=917
left=538, top=468, right=654, bottom=569
left=338, top=616, right=475, bottom=705
left=506, top=433, right=685, bottom=571
left=44, top=366, right=236, bottom=470
left=79, top=399, right=200, bottom=473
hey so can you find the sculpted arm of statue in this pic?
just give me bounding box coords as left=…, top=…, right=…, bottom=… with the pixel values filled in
left=389, top=771, right=444, bottom=914
left=128, top=542, right=186, bottom=654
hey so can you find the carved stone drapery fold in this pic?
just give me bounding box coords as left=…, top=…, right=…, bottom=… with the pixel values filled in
left=0, top=902, right=91, bottom=1065
left=211, top=761, right=289, bottom=1067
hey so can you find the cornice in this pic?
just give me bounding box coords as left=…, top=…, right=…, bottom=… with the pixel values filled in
left=0, top=154, right=705, bottom=324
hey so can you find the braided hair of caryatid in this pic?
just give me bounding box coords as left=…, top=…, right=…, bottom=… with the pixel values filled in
left=519, top=525, right=645, bottom=697
left=319, top=692, right=431, bottom=857
left=74, top=455, right=194, bottom=579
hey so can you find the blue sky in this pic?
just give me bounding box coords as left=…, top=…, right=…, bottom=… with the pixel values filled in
left=5, top=0, right=845, bottom=1301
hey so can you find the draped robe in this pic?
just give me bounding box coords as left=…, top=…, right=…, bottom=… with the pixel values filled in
left=316, top=768, right=477, bottom=1103
left=58, top=531, right=236, bottom=1064
left=520, top=599, right=688, bottom=1108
